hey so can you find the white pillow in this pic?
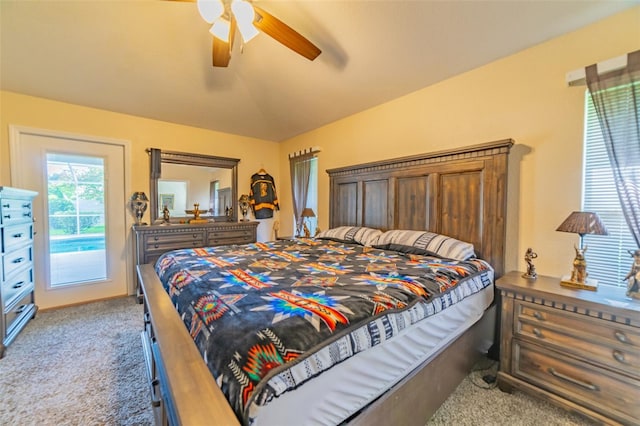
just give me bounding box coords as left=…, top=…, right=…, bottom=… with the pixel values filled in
left=373, top=229, right=475, bottom=261
left=316, top=226, right=383, bottom=247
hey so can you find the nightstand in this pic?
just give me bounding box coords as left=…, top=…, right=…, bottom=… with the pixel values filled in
left=496, top=271, right=640, bottom=425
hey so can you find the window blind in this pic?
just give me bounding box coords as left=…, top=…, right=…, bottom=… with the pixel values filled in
left=582, top=86, right=638, bottom=288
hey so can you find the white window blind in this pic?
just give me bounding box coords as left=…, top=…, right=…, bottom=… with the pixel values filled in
left=582, top=86, right=638, bottom=288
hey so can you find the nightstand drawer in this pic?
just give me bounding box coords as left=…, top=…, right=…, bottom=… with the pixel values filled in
left=514, top=341, right=640, bottom=423
left=515, top=300, right=640, bottom=378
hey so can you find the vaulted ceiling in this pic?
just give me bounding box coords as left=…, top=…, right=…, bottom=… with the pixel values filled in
left=1, top=1, right=637, bottom=142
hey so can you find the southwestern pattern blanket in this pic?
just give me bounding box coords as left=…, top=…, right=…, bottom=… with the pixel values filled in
left=155, top=238, right=493, bottom=424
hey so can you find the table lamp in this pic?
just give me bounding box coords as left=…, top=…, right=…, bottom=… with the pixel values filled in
left=301, top=208, right=316, bottom=237
left=556, top=211, right=608, bottom=290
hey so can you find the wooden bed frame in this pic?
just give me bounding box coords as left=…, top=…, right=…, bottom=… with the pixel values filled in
left=138, top=139, right=514, bottom=425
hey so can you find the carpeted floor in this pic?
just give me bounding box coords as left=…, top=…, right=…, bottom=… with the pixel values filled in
left=0, top=296, right=593, bottom=425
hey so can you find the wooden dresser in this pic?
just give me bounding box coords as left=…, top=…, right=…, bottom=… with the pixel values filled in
left=132, top=221, right=258, bottom=300
left=496, top=271, right=640, bottom=425
left=0, top=187, right=38, bottom=358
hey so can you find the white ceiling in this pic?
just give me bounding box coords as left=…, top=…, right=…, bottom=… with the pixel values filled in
left=1, top=1, right=637, bottom=142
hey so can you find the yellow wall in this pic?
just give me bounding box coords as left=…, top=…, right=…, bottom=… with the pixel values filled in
left=279, top=7, right=640, bottom=278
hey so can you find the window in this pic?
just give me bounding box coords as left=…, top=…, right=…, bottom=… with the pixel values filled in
left=292, top=156, right=318, bottom=235
left=582, top=88, right=638, bottom=288
left=47, top=153, right=107, bottom=286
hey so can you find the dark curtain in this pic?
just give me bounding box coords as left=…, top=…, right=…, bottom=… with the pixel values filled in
left=150, top=148, right=162, bottom=179
left=586, top=50, right=640, bottom=248
left=289, top=152, right=314, bottom=236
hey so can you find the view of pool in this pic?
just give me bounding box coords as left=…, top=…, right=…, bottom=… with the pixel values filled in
left=50, top=235, right=105, bottom=254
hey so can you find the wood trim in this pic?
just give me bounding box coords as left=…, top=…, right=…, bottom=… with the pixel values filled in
left=326, top=139, right=513, bottom=177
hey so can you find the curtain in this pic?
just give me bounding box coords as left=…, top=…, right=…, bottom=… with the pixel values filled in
left=586, top=50, right=640, bottom=248
left=289, top=152, right=314, bottom=236
left=150, top=148, right=162, bottom=179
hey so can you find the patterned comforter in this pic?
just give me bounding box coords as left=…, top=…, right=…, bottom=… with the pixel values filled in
left=155, top=238, right=493, bottom=424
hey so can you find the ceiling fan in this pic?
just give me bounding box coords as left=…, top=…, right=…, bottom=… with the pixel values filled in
left=175, top=0, right=322, bottom=67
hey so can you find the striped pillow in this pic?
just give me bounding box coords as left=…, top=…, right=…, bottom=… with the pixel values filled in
left=316, top=226, right=383, bottom=247
left=373, top=230, right=475, bottom=261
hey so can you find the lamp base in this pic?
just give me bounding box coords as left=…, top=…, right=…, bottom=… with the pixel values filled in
left=560, top=275, right=598, bottom=291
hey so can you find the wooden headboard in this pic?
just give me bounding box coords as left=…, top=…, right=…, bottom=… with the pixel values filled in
left=327, top=139, right=513, bottom=277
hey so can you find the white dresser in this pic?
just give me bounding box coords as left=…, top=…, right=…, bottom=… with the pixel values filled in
left=0, top=187, right=38, bottom=358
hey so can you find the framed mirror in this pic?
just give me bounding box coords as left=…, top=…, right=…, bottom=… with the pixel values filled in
left=149, top=149, right=239, bottom=223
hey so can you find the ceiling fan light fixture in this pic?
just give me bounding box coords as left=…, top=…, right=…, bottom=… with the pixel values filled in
left=210, top=18, right=231, bottom=42
left=231, top=0, right=259, bottom=42
left=197, top=0, right=224, bottom=24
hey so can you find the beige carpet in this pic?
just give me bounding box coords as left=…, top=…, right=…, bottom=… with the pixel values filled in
left=0, top=296, right=594, bottom=425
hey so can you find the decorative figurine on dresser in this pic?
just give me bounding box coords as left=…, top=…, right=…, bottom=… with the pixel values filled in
left=625, top=248, right=640, bottom=299
left=522, top=247, right=538, bottom=280
left=0, top=187, right=38, bottom=358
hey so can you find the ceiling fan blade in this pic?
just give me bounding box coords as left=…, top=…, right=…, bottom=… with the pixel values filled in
left=252, top=5, right=321, bottom=61
left=212, top=17, right=236, bottom=67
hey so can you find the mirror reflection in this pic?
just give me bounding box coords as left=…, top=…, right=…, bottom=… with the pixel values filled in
left=158, top=163, right=233, bottom=218
left=149, top=149, right=239, bottom=224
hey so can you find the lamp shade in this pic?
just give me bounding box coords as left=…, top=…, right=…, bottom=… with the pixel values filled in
left=301, top=208, right=316, bottom=218
left=556, top=211, right=608, bottom=236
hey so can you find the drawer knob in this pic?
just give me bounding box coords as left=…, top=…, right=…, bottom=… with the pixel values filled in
left=3, top=214, right=10, bottom=219
left=154, top=244, right=159, bottom=249
left=23, top=212, right=32, bottom=218
left=2, top=203, right=9, bottom=208
left=12, top=233, right=24, bottom=238
left=13, top=281, right=25, bottom=289
left=22, top=203, right=31, bottom=208
left=548, top=368, right=599, bottom=391
left=154, top=236, right=159, bottom=241
left=12, top=257, right=25, bottom=264
left=614, top=330, right=629, bottom=344
left=612, top=350, right=626, bottom=364
left=532, top=328, right=544, bottom=338
left=14, top=304, right=28, bottom=315
left=533, top=311, right=544, bottom=321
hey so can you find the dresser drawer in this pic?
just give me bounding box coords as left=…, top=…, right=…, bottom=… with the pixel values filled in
left=2, top=223, right=33, bottom=252
left=514, top=341, right=640, bottom=423
left=2, top=245, right=33, bottom=281
left=515, top=300, right=640, bottom=378
left=4, top=292, right=34, bottom=336
left=207, top=229, right=255, bottom=246
left=143, top=232, right=206, bottom=251
left=0, top=198, right=33, bottom=225
left=2, top=268, right=33, bottom=309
